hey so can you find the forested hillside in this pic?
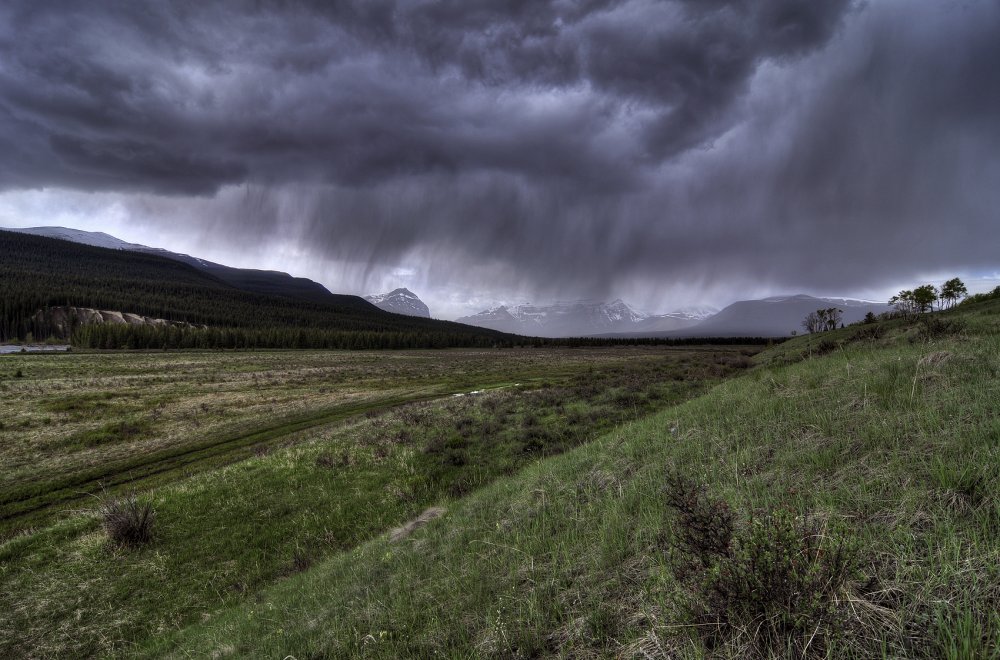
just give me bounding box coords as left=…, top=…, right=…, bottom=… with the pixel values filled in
left=0, top=231, right=514, bottom=349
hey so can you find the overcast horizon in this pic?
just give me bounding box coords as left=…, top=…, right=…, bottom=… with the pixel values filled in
left=2, top=1, right=999, bottom=320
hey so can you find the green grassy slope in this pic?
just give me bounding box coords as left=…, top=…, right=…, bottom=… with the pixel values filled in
left=150, top=299, right=1000, bottom=658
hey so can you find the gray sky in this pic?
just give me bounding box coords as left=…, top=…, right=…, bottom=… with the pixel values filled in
left=1, top=0, right=999, bottom=319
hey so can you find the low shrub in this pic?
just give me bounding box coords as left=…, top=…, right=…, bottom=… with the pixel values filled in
left=703, top=511, right=858, bottom=657
left=444, top=448, right=468, bottom=466
left=287, top=549, right=315, bottom=575
left=850, top=324, right=884, bottom=342
left=664, top=470, right=861, bottom=657
left=814, top=339, right=839, bottom=355
left=664, top=468, right=733, bottom=561
left=715, top=354, right=754, bottom=369
left=917, top=316, right=966, bottom=340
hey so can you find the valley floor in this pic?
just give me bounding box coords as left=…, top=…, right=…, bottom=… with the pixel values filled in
left=0, top=345, right=753, bottom=657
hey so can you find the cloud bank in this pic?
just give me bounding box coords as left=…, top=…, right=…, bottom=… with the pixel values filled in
left=1, top=0, right=998, bottom=316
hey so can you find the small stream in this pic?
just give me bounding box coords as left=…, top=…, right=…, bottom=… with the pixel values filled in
left=0, top=344, right=71, bottom=354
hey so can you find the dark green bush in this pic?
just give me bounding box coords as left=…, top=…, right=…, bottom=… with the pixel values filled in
left=703, top=511, right=858, bottom=656
left=664, top=470, right=860, bottom=657
left=814, top=339, right=839, bottom=355
left=851, top=324, right=884, bottom=342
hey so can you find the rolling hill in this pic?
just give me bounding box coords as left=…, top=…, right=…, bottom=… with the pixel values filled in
left=7, top=226, right=347, bottom=305
left=0, top=230, right=516, bottom=349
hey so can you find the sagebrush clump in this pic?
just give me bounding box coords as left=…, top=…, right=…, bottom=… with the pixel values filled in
left=664, top=469, right=861, bottom=657
left=663, top=468, right=733, bottom=561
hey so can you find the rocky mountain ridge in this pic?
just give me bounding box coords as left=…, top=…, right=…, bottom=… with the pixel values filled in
left=456, top=299, right=717, bottom=337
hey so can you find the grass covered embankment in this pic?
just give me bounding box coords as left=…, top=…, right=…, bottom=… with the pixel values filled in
left=152, top=299, right=1000, bottom=658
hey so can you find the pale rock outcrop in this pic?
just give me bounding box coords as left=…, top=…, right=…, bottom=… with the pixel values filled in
left=32, top=306, right=206, bottom=338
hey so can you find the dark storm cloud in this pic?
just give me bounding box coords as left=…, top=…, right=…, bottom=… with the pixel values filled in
left=2, top=0, right=999, bottom=307
left=0, top=0, right=850, bottom=194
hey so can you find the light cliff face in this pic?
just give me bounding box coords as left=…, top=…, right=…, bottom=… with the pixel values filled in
left=32, top=306, right=205, bottom=338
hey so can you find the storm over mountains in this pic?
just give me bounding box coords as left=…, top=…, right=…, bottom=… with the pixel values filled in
left=1, top=1, right=998, bottom=318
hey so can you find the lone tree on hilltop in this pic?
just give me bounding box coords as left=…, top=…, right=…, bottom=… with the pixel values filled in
left=939, top=278, right=968, bottom=309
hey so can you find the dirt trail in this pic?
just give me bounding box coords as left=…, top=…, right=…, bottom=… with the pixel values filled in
left=390, top=507, right=447, bottom=542
left=0, top=388, right=457, bottom=537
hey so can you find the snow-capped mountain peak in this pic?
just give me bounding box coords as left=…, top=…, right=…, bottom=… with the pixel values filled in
left=456, top=298, right=701, bottom=337
left=364, top=288, right=431, bottom=318
left=759, top=294, right=882, bottom=308
left=660, top=305, right=720, bottom=321
left=603, top=299, right=646, bottom=323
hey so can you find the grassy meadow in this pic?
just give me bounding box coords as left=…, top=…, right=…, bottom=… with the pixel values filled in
left=0, top=345, right=755, bottom=657
left=136, top=298, right=998, bottom=659
left=1, top=299, right=998, bottom=658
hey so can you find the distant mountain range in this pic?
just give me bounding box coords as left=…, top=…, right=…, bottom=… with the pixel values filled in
left=8, top=226, right=344, bottom=306
left=7, top=226, right=892, bottom=339
left=364, top=288, right=431, bottom=318
left=455, top=300, right=717, bottom=337
left=598, top=295, right=892, bottom=338
left=456, top=294, right=890, bottom=338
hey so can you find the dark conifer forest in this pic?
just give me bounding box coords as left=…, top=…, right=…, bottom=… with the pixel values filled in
left=0, top=231, right=518, bottom=349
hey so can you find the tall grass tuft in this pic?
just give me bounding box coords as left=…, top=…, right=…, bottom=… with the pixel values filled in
left=100, top=492, right=156, bottom=548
